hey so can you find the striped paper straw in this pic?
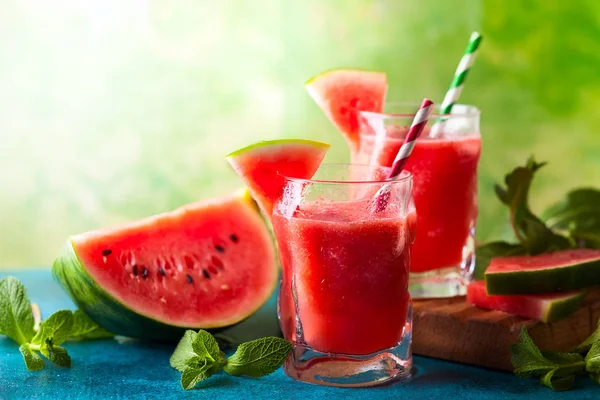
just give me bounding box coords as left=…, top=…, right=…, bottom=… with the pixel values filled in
left=430, top=31, right=482, bottom=138
left=387, top=98, right=434, bottom=179
left=373, top=98, right=433, bottom=213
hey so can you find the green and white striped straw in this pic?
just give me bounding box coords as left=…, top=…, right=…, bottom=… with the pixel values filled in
left=430, top=31, right=483, bottom=138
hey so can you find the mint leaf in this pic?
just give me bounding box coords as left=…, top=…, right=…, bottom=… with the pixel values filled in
left=494, top=158, right=571, bottom=253
left=541, top=351, right=584, bottom=369
left=45, top=345, right=71, bottom=368
left=181, top=360, right=213, bottom=390
left=474, top=241, right=527, bottom=279
left=223, top=337, right=291, bottom=378
left=0, top=276, right=35, bottom=344
left=69, top=310, right=113, bottom=340
left=544, top=188, right=600, bottom=248
left=510, top=327, right=555, bottom=378
left=32, top=310, right=74, bottom=347
left=574, top=320, right=600, bottom=353
left=192, top=330, right=221, bottom=363
left=170, top=330, right=198, bottom=372
left=19, top=344, right=44, bottom=371
left=31, top=310, right=74, bottom=368
left=585, top=341, right=600, bottom=373
left=540, top=368, right=576, bottom=391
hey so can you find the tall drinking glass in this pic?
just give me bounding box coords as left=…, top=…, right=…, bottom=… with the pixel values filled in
left=357, top=103, right=481, bottom=298
left=272, top=164, right=415, bottom=387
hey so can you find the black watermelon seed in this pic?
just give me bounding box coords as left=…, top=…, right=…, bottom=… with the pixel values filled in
left=102, top=249, right=112, bottom=256
left=132, top=265, right=139, bottom=276
left=141, top=267, right=149, bottom=278
left=158, top=267, right=166, bottom=277
left=215, top=245, right=225, bottom=253
left=229, top=234, right=239, bottom=243
left=202, top=269, right=210, bottom=279
left=186, top=274, right=194, bottom=284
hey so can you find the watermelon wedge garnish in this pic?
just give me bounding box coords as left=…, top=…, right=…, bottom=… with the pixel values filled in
left=467, top=280, right=585, bottom=323
left=53, top=189, right=278, bottom=340
left=485, top=249, right=600, bottom=295
left=305, top=69, right=388, bottom=152
left=226, top=139, right=330, bottom=218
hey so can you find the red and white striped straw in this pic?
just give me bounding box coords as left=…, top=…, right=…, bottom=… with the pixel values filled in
left=387, top=98, right=434, bottom=179
left=372, top=98, right=433, bottom=213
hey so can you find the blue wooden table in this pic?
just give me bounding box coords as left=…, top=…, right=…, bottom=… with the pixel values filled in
left=1, top=270, right=598, bottom=399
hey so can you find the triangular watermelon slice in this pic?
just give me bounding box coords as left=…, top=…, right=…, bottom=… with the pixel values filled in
left=226, top=139, right=330, bottom=218
left=466, top=280, right=585, bottom=323
left=305, top=69, right=388, bottom=152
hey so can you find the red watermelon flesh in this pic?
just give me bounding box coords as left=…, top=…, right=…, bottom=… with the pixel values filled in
left=226, top=139, right=330, bottom=219
left=55, top=189, right=278, bottom=335
left=485, top=249, right=600, bottom=295
left=466, top=280, right=585, bottom=323
left=305, top=69, right=388, bottom=152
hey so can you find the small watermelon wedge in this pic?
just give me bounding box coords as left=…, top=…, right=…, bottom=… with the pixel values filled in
left=226, top=139, right=330, bottom=218
left=467, top=280, right=585, bottom=323
left=485, top=249, right=600, bottom=295
left=53, top=189, right=278, bottom=341
left=305, top=69, right=388, bottom=152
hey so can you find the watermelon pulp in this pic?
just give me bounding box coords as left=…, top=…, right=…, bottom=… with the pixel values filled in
left=485, top=249, right=600, bottom=295
left=226, top=139, right=330, bottom=218
left=466, top=280, right=585, bottom=323
left=53, top=189, right=278, bottom=340
left=305, top=69, right=387, bottom=153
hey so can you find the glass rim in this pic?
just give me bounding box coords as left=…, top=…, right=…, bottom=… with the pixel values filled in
left=279, top=163, right=413, bottom=185
left=360, top=102, right=480, bottom=119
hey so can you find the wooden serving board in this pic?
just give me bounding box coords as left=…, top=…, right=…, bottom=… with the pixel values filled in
left=412, top=289, right=600, bottom=371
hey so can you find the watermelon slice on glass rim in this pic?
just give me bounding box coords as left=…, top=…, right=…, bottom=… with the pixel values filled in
left=52, top=189, right=279, bottom=341
left=226, top=139, right=330, bottom=219
left=305, top=68, right=388, bottom=154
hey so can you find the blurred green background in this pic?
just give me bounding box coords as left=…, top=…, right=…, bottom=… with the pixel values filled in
left=1, top=0, right=599, bottom=268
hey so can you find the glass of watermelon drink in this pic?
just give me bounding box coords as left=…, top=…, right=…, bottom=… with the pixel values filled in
left=356, top=103, right=481, bottom=298
left=271, top=163, right=415, bottom=387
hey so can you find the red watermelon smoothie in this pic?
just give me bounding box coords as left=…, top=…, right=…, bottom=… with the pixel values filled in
left=357, top=103, right=481, bottom=298
left=272, top=164, right=414, bottom=387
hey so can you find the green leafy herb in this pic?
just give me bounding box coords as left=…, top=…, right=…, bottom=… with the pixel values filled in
left=544, top=188, right=600, bottom=248
left=69, top=310, right=114, bottom=340
left=0, top=276, right=115, bottom=371
left=574, top=319, right=600, bottom=353
left=0, top=277, right=36, bottom=344
left=476, top=157, right=578, bottom=275
left=223, top=337, right=292, bottom=378
left=585, top=341, right=600, bottom=374
left=170, top=329, right=291, bottom=390
left=510, top=323, right=600, bottom=391
left=19, top=344, right=45, bottom=371
left=510, top=327, right=557, bottom=378
left=30, top=309, right=74, bottom=368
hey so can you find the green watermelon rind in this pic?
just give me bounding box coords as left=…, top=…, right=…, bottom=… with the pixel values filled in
left=225, top=138, right=330, bottom=159
left=485, top=258, right=600, bottom=295
left=52, top=239, right=213, bottom=340
left=542, top=291, right=586, bottom=323
left=304, top=68, right=386, bottom=86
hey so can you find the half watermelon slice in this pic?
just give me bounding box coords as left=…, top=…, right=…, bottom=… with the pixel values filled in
left=226, top=139, right=330, bottom=218
left=485, top=249, right=600, bottom=295
left=466, top=280, right=585, bottom=323
left=53, top=189, right=278, bottom=340
left=305, top=69, right=388, bottom=152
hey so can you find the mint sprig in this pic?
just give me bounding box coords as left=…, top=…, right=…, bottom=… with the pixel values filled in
left=511, top=323, right=600, bottom=391
left=170, top=329, right=291, bottom=390
left=475, top=157, right=598, bottom=278
left=0, top=276, right=115, bottom=371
